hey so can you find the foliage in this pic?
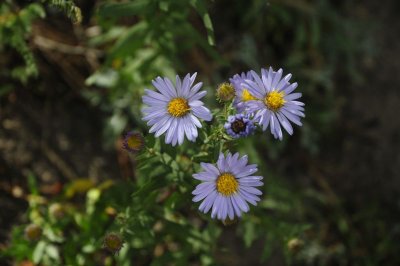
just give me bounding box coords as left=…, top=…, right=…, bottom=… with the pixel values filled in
left=0, top=1, right=45, bottom=84
left=85, top=0, right=220, bottom=145
left=41, top=0, right=82, bottom=24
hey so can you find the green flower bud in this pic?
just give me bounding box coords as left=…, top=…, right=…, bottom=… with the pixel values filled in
left=217, top=83, right=235, bottom=102
left=49, top=203, right=65, bottom=219
left=24, top=224, right=42, bottom=241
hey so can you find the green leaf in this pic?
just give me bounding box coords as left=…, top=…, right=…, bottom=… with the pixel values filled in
left=46, top=244, right=60, bottom=260
left=32, top=241, right=46, bottom=264
left=132, top=175, right=167, bottom=199
left=27, top=173, right=39, bottom=195
left=243, top=221, right=256, bottom=248
left=190, top=0, right=215, bottom=46
left=109, top=22, right=148, bottom=59
left=98, top=1, right=151, bottom=18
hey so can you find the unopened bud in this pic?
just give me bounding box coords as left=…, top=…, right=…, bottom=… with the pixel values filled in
left=217, top=83, right=235, bottom=102
left=123, top=131, right=145, bottom=153
left=103, top=233, right=124, bottom=254
left=287, top=238, right=304, bottom=253
left=49, top=203, right=65, bottom=219
left=24, top=224, right=42, bottom=241
left=105, top=206, right=117, bottom=217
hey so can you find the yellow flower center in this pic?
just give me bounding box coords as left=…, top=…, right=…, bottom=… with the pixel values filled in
left=167, top=98, right=190, bottom=117
left=264, top=90, right=285, bottom=112
left=241, top=89, right=256, bottom=101
left=216, top=173, right=238, bottom=196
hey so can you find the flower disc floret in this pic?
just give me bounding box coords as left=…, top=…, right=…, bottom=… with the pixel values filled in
left=224, top=114, right=255, bottom=138
left=167, top=98, right=190, bottom=117
left=241, top=89, right=256, bottom=102
left=265, top=91, right=285, bottom=112
left=231, top=120, right=245, bottom=133
left=216, top=173, right=238, bottom=196
left=192, top=152, right=263, bottom=220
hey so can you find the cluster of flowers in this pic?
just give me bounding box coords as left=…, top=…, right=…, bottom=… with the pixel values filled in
left=125, top=68, right=305, bottom=221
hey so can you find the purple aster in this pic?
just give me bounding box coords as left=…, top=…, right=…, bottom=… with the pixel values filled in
left=229, top=71, right=259, bottom=113
left=142, top=73, right=212, bottom=146
left=192, top=152, right=263, bottom=220
left=242, top=67, right=305, bottom=140
left=224, top=114, right=255, bottom=138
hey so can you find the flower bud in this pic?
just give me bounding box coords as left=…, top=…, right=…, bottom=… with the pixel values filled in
left=287, top=238, right=304, bottom=253
left=49, top=203, right=65, bottom=219
left=24, top=224, right=42, bottom=241
left=123, top=131, right=145, bottom=153
left=217, top=83, right=235, bottom=102
left=103, top=233, right=124, bottom=254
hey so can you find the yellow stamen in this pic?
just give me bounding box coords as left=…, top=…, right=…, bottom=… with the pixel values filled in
left=216, top=173, right=239, bottom=196
left=167, top=98, right=190, bottom=117
left=241, top=89, right=256, bottom=101
left=264, top=90, right=285, bottom=112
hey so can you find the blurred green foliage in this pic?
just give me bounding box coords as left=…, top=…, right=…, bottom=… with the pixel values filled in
left=0, top=1, right=45, bottom=84
left=0, top=0, right=82, bottom=85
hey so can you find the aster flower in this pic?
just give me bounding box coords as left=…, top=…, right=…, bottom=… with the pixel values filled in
left=242, top=67, right=305, bottom=140
left=192, top=152, right=263, bottom=220
left=224, top=114, right=255, bottom=138
left=230, top=71, right=259, bottom=113
left=123, top=131, right=145, bottom=153
left=142, top=73, right=212, bottom=146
